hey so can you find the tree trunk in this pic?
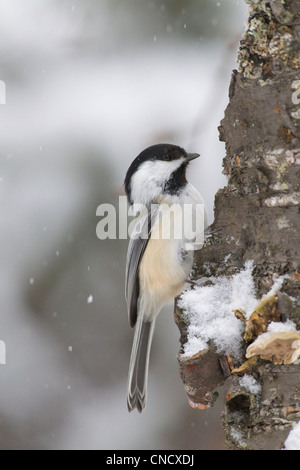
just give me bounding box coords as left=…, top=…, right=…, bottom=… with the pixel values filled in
left=176, top=0, right=300, bottom=450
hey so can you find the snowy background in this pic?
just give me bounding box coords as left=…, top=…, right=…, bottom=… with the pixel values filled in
left=0, top=0, right=247, bottom=450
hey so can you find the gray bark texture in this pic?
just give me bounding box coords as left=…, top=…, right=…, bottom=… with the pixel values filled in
left=176, top=0, right=300, bottom=450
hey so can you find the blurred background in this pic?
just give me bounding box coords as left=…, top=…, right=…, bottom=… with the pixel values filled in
left=0, top=0, right=247, bottom=450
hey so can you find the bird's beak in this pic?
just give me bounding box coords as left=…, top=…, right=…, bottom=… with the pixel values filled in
left=186, top=153, right=200, bottom=161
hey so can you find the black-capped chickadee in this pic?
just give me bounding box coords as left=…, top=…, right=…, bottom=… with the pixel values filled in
left=124, top=143, right=206, bottom=412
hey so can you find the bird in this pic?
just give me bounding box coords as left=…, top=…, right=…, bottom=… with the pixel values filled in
left=124, top=143, right=206, bottom=412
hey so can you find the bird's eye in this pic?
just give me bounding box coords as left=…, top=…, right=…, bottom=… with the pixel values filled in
left=163, top=154, right=172, bottom=161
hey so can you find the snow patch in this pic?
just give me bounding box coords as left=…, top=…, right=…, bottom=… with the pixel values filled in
left=284, top=421, right=300, bottom=450
left=250, top=320, right=297, bottom=347
left=266, top=274, right=289, bottom=298
left=178, top=261, right=257, bottom=359
left=179, top=262, right=290, bottom=360
left=230, top=427, right=246, bottom=448
left=239, top=374, right=261, bottom=396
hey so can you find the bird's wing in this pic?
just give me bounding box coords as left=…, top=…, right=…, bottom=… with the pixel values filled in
left=125, top=205, right=158, bottom=328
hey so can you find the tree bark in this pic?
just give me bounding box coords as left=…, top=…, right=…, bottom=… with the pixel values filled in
left=176, top=0, right=300, bottom=450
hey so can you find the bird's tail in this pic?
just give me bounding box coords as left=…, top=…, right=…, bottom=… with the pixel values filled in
left=127, top=315, right=156, bottom=413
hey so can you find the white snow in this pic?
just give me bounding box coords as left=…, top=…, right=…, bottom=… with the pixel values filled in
left=284, top=421, right=300, bottom=450
left=179, top=262, right=292, bottom=360
left=266, top=274, right=289, bottom=298
left=178, top=260, right=257, bottom=359
left=230, top=427, right=246, bottom=448
left=239, top=374, right=261, bottom=396
left=266, top=319, right=297, bottom=334
left=230, top=260, right=258, bottom=316
left=0, top=0, right=249, bottom=451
